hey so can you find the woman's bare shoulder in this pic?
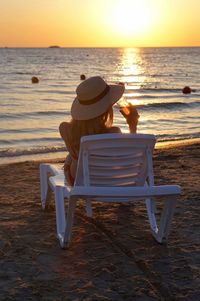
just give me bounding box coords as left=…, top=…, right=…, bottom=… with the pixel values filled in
left=59, top=121, right=71, bottom=133
left=59, top=121, right=71, bottom=140
left=59, top=121, right=71, bottom=131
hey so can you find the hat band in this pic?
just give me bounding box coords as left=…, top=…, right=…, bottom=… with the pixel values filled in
left=78, top=85, right=110, bottom=105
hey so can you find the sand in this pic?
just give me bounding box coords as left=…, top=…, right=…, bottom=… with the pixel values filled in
left=0, top=142, right=200, bottom=301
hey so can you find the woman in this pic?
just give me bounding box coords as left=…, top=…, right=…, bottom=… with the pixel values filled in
left=59, top=76, right=139, bottom=185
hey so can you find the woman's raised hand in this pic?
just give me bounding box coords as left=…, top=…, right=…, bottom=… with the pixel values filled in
left=119, top=103, right=140, bottom=133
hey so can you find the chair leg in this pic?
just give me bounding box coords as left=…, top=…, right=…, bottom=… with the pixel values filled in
left=40, top=164, right=49, bottom=209
left=46, top=184, right=53, bottom=208
left=154, top=196, right=177, bottom=243
left=62, top=198, right=77, bottom=249
left=145, top=198, right=158, bottom=233
left=86, top=199, right=93, bottom=217
left=54, top=186, right=66, bottom=246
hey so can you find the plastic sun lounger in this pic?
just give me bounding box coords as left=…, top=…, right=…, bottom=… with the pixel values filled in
left=40, top=133, right=181, bottom=249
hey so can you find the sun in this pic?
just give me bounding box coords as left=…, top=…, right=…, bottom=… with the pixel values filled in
left=111, top=0, right=153, bottom=37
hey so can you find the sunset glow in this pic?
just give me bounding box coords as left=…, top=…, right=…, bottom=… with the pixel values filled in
left=111, top=0, right=153, bottom=38
left=0, top=0, right=200, bottom=47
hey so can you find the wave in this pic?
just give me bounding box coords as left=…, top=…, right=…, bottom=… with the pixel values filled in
left=157, top=132, right=200, bottom=142
left=0, top=103, right=20, bottom=107
left=126, top=87, right=199, bottom=93
left=40, top=98, right=66, bottom=103
left=0, top=127, right=57, bottom=134
left=0, top=145, right=66, bottom=158
left=150, top=73, right=192, bottom=78
left=137, top=101, right=200, bottom=111
left=125, top=94, right=200, bottom=100
left=33, top=89, right=74, bottom=95
left=0, top=136, right=62, bottom=146
left=15, top=72, right=35, bottom=75
left=0, top=110, right=70, bottom=119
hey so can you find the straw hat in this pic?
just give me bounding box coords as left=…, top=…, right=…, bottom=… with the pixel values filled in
left=71, top=76, right=125, bottom=120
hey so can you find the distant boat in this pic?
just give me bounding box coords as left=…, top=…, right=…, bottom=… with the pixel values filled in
left=49, top=45, right=60, bottom=48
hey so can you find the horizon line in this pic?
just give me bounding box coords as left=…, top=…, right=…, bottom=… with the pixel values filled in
left=0, top=45, right=200, bottom=49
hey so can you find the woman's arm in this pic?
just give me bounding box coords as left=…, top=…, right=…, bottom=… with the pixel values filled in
left=59, top=122, right=75, bottom=185
left=119, top=104, right=140, bottom=133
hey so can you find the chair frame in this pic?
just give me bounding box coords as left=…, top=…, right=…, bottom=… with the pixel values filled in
left=40, top=134, right=181, bottom=248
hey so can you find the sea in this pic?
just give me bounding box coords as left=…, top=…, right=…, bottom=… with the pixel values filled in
left=0, top=47, right=200, bottom=164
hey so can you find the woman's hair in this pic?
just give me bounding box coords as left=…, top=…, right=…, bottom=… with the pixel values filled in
left=69, top=107, right=113, bottom=151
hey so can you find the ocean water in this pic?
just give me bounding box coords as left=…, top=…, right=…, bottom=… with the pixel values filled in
left=0, top=47, right=200, bottom=164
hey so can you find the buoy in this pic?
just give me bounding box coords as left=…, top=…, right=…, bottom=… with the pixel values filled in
left=32, top=76, right=39, bottom=84
left=80, top=74, right=86, bottom=80
left=182, top=86, right=191, bottom=94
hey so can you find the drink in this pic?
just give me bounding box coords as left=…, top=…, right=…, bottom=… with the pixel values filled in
left=120, top=106, right=130, bottom=115
left=116, top=99, right=130, bottom=116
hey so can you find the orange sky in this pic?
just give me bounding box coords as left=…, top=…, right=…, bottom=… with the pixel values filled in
left=0, top=0, right=200, bottom=47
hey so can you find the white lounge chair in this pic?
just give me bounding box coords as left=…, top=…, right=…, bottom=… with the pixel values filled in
left=40, top=133, right=181, bottom=249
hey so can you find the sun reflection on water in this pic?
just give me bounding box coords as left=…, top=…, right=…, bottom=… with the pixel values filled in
left=114, top=48, right=150, bottom=132
left=117, top=48, right=147, bottom=106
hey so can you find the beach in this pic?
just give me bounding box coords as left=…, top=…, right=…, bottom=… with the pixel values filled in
left=0, top=141, right=200, bottom=301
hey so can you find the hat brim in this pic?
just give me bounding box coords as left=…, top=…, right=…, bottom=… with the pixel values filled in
left=71, top=84, right=125, bottom=120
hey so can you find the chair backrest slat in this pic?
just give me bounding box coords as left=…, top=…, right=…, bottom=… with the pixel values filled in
left=89, top=155, right=144, bottom=167
left=90, top=165, right=142, bottom=177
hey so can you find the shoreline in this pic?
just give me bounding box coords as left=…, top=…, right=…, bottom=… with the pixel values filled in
left=155, top=137, right=200, bottom=149
left=1, top=137, right=200, bottom=166
left=0, top=141, right=200, bottom=299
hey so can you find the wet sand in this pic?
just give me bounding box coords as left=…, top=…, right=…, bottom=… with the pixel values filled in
left=0, top=142, right=200, bottom=300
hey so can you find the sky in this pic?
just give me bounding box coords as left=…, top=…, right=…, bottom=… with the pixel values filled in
left=0, top=0, right=200, bottom=47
